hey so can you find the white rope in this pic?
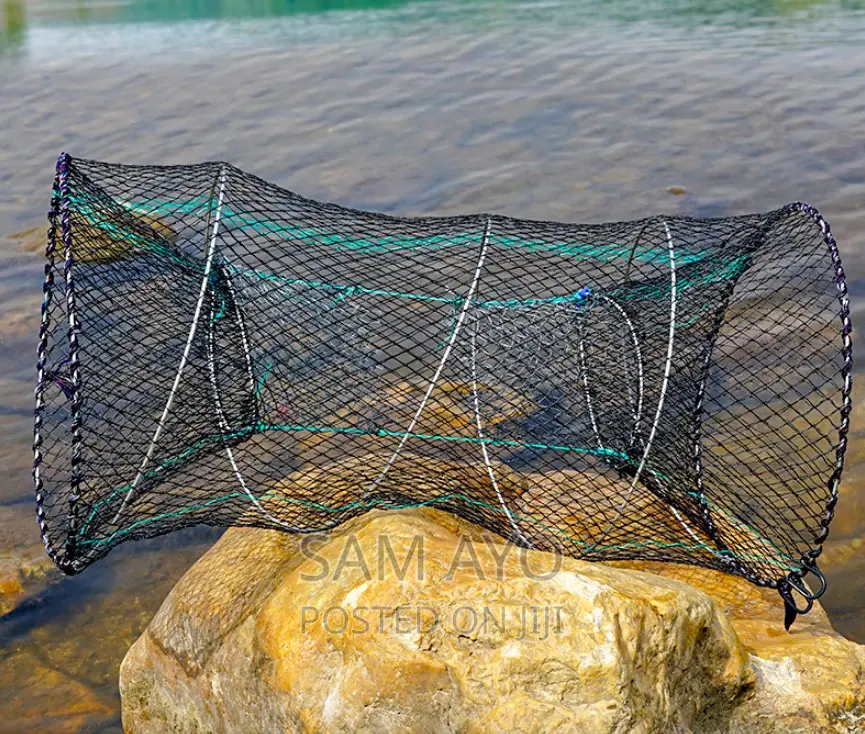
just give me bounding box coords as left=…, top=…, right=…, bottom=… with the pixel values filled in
left=205, top=270, right=308, bottom=532
left=602, top=295, right=644, bottom=448
left=223, top=261, right=258, bottom=417
left=584, top=218, right=677, bottom=553
left=578, top=321, right=602, bottom=451
left=469, top=316, right=533, bottom=547
left=365, top=217, right=492, bottom=496
left=578, top=295, right=644, bottom=456
left=669, top=505, right=705, bottom=544
left=652, top=222, right=703, bottom=544
left=579, top=296, right=643, bottom=449
left=111, top=166, right=227, bottom=524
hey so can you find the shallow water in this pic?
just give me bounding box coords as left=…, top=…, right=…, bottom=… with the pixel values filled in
left=2, top=0, right=865, bottom=728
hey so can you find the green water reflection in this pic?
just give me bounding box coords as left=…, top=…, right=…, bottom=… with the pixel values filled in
left=1, top=0, right=24, bottom=49
left=4, top=0, right=865, bottom=57
left=10, top=0, right=865, bottom=25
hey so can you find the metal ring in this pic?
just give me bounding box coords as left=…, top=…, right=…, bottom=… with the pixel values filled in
left=800, top=561, right=827, bottom=599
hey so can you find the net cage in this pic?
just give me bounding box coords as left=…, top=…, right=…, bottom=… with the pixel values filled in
left=34, top=153, right=852, bottom=625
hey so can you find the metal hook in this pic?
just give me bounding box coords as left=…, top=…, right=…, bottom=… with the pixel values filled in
left=778, top=573, right=815, bottom=631
left=785, top=576, right=816, bottom=609
left=800, top=560, right=827, bottom=599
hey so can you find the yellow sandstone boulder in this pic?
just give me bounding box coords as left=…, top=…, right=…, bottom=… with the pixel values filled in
left=119, top=508, right=865, bottom=733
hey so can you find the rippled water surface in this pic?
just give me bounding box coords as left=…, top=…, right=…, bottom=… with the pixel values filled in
left=2, top=0, right=865, bottom=728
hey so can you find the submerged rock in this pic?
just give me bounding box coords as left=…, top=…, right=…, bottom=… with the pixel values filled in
left=0, top=547, right=55, bottom=618
left=0, top=651, right=114, bottom=732
left=0, top=503, right=57, bottom=617
left=119, top=509, right=865, bottom=733
left=10, top=206, right=177, bottom=265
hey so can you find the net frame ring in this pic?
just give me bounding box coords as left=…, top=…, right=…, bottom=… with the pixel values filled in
left=576, top=291, right=645, bottom=455
left=791, top=560, right=827, bottom=602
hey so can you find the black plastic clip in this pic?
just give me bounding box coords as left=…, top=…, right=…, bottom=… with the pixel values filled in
left=778, top=561, right=826, bottom=631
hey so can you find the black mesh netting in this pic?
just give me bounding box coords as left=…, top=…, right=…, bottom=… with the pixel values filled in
left=34, top=154, right=852, bottom=623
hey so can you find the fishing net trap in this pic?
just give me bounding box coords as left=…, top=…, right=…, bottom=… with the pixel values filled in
left=34, top=153, right=852, bottom=626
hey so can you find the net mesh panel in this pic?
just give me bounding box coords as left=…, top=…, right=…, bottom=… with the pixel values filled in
left=34, top=154, right=852, bottom=618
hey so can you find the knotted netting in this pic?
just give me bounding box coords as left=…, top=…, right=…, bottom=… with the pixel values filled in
left=34, top=154, right=852, bottom=624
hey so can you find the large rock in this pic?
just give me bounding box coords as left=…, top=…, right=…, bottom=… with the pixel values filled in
left=120, top=509, right=865, bottom=733
left=608, top=560, right=865, bottom=732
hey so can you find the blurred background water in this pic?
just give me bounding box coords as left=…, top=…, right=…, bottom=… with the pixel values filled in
left=2, top=0, right=865, bottom=729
